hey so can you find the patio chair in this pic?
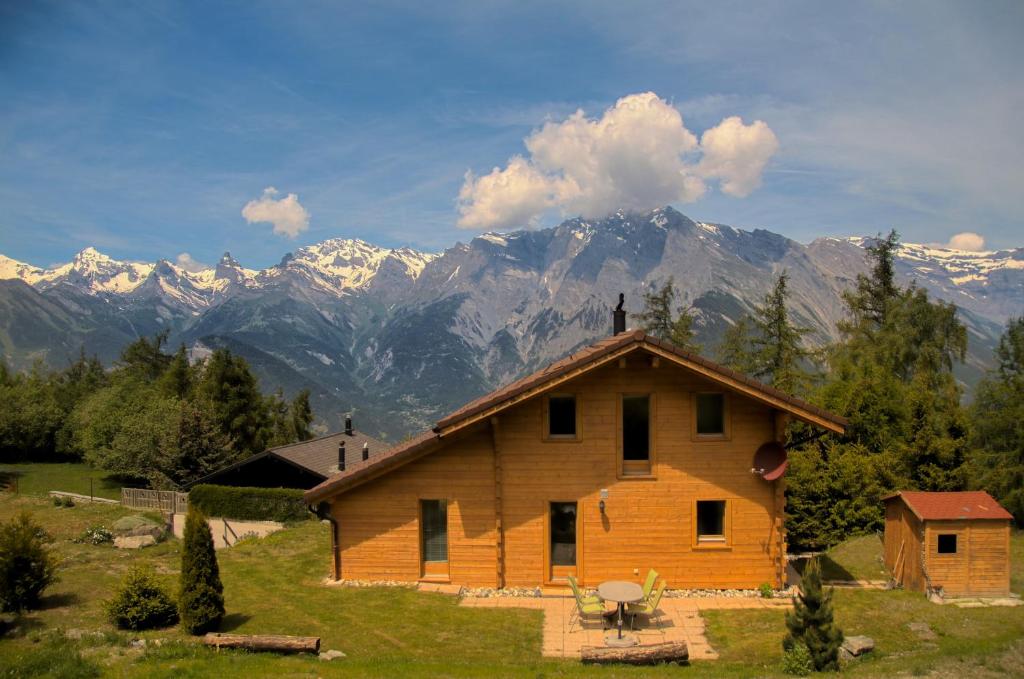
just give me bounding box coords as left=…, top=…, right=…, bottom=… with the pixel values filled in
left=627, top=580, right=667, bottom=630
left=567, top=575, right=601, bottom=605
left=568, top=576, right=606, bottom=631
left=640, top=568, right=659, bottom=600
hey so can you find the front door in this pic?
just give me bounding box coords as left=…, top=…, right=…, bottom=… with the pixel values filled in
left=548, top=501, right=578, bottom=582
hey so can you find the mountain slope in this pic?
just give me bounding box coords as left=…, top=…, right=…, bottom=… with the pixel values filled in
left=1, top=208, right=1020, bottom=440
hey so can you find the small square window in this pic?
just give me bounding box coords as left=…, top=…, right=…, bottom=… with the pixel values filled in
left=548, top=396, right=576, bottom=437
left=696, top=393, right=725, bottom=435
left=937, top=534, right=957, bottom=554
left=697, top=500, right=726, bottom=542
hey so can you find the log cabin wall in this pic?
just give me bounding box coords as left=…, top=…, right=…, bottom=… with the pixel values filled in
left=924, top=519, right=1011, bottom=597
left=884, top=500, right=925, bottom=592
left=331, top=353, right=785, bottom=589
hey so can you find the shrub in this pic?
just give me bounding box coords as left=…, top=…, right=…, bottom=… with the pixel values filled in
left=74, top=525, right=114, bottom=545
left=759, top=582, right=774, bottom=599
left=782, top=640, right=814, bottom=676
left=783, top=558, right=844, bottom=672
left=188, top=484, right=308, bottom=522
left=105, top=565, right=178, bottom=630
left=0, top=512, right=59, bottom=612
left=178, top=507, right=224, bottom=635
left=52, top=495, right=74, bottom=508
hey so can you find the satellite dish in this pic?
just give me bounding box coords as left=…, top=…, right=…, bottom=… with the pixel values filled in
left=752, top=442, right=788, bottom=481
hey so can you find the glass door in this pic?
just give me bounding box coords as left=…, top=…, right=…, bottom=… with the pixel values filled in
left=549, top=502, right=578, bottom=582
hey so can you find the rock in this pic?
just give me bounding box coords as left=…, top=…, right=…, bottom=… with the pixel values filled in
left=114, top=535, right=157, bottom=549
left=319, top=649, right=347, bottom=661
left=839, top=647, right=854, bottom=662
left=130, top=639, right=147, bottom=649
left=112, top=515, right=164, bottom=539
left=907, top=622, right=936, bottom=640
left=841, top=635, right=874, bottom=657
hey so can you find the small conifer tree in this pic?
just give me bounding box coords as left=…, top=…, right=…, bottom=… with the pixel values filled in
left=178, top=507, right=224, bottom=634
left=783, top=558, right=843, bottom=671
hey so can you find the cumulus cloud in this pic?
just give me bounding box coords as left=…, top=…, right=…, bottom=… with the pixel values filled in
left=941, top=232, right=987, bottom=252
left=242, top=187, right=310, bottom=238
left=175, top=252, right=209, bottom=272
left=456, top=92, right=778, bottom=230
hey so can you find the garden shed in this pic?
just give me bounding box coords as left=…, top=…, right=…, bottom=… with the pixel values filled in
left=883, top=491, right=1013, bottom=598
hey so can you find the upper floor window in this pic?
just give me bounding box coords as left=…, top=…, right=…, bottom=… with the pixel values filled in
left=622, top=395, right=650, bottom=460
left=695, top=393, right=726, bottom=436
left=547, top=395, right=577, bottom=438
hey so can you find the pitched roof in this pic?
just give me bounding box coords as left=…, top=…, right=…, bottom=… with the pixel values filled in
left=190, top=428, right=389, bottom=488
left=304, top=330, right=848, bottom=505
left=885, top=491, right=1013, bottom=521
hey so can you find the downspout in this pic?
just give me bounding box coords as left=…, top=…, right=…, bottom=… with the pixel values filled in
left=311, top=501, right=340, bottom=581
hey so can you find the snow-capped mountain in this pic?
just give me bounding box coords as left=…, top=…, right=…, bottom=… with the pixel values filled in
left=1, top=208, right=1019, bottom=439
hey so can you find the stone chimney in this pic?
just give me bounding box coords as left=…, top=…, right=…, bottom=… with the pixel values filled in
left=613, top=293, right=626, bottom=335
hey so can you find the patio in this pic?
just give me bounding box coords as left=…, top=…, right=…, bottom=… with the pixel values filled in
left=459, top=593, right=792, bottom=659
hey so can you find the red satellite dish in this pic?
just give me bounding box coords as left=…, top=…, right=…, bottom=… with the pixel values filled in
left=753, top=442, right=788, bottom=481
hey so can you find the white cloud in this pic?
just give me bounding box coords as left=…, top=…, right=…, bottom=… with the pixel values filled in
left=456, top=92, right=778, bottom=230
left=175, top=252, right=209, bottom=272
left=242, top=187, right=310, bottom=237
left=942, top=232, right=987, bottom=252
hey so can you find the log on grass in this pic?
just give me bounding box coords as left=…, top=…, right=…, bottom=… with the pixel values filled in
left=202, top=633, right=321, bottom=654
left=581, top=641, right=688, bottom=665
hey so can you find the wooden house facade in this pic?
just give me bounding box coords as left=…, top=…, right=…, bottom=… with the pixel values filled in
left=305, top=327, right=847, bottom=590
left=884, top=491, right=1013, bottom=598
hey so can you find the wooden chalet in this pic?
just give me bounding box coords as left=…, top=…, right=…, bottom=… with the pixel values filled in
left=304, top=308, right=848, bottom=589
left=884, top=490, right=1013, bottom=598
left=191, top=418, right=387, bottom=490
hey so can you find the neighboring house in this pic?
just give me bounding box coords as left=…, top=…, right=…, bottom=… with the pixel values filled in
left=304, top=311, right=847, bottom=589
left=884, top=490, right=1013, bottom=598
left=191, top=417, right=387, bottom=490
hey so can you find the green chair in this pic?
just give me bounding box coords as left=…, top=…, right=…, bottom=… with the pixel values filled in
left=568, top=575, right=606, bottom=630
left=568, top=575, right=601, bottom=605
left=627, top=581, right=667, bottom=630
left=640, top=568, right=659, bottom=600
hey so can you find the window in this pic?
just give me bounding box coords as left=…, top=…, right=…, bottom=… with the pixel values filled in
left=696, top=393, right=726, bottom=436
left=549, top=502, right=577, bottom=567
left=547, top=395, right=577, bottom=438
left=696, top=500, right=726, bottom=543
left=622, top=395, right=650, bottom=460
left=937, top=534, right=957, bottom=554
left=420, top=500, right=448, bottom=563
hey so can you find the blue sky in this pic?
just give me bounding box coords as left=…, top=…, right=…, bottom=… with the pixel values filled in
left=1, top=1, right=1022, bottom=269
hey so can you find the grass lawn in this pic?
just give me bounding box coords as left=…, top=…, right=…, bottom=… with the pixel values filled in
left=1, top=492, right=1022, bottom=678
left=818, top=533, right=890, bottom=581
left=0, top=462, right=126, bottom=500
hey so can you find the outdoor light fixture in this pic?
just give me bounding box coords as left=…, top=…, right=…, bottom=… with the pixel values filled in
left=599, top=488, right=609, bottom=514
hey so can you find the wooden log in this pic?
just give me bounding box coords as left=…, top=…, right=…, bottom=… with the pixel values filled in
left=202, top=633, right=321, bottom=654
left=581, top=641, right=688, bottom=665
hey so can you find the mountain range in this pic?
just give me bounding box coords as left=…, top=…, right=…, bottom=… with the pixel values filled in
left=2, top=207, right=1021, bottom=441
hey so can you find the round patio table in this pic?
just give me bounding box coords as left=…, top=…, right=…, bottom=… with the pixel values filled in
left=597, top=580, right=644, bottom=645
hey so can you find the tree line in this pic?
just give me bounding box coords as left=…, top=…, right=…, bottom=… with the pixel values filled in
left=0, top=333, right=314, bottom=489
left=636, top=231, right=1022, bottom=547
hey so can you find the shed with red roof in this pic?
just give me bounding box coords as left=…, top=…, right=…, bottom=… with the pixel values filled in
left=883, top=491, right=1013, bottom=598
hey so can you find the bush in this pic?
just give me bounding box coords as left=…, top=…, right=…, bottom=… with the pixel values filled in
left=52, top=495, right=74, bottom=508
left=74, top=525, right=114, bottom=545
left=105, top=565, right=178, bottom=630
left=759, top=582, right=774, bottom=599
left=188, top=484, right=308, bottom=522
left=784, top=558, right=844, bottom=672
left=782, top=641, right=814, bottom=676
left=178, top=507, right=224, bottom=635
left=0, top=512, right=58, bottom=612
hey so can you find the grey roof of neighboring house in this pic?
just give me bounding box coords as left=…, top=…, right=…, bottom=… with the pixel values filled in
left=270, top=429, right=390, bottom=478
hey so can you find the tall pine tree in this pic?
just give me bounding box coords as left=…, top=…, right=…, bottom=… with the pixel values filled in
left=634, top=277, right=700, bottom=351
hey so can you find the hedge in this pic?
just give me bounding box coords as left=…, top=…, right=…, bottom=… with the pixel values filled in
left=187, top=485, right=309, bottom=523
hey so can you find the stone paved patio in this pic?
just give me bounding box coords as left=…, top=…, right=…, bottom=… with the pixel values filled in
left=459, top=594, right=791, bottom=659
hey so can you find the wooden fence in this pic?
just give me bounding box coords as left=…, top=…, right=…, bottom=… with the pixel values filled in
left=121, top=488, right=189, bottom=514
